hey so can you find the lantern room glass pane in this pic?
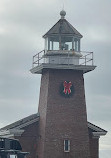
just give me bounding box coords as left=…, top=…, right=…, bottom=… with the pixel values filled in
left=53, top=42, right=59, bottom=50
left=48, top=36, right=59, bottom=50
left=61, top=36, right=73, bottom=50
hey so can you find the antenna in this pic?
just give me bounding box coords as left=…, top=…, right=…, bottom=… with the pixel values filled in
left=63, top=3, right=64, bottom=10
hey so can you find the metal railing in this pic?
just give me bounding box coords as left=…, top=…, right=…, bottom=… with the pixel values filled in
left=32, top=50, right=94, bottom=68
left=79, top=51, right=93, bottom=66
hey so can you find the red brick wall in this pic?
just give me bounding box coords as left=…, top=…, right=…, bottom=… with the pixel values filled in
left=37, top=70, right=50, bottom=158
left=15, top=122, right=39, bottom=158
left=38, top=69, right=90, bottom=158
left=89, top=136, right=99, bottom=158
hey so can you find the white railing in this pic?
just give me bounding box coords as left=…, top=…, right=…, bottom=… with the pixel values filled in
left=32, top=50, right=94, bottom=68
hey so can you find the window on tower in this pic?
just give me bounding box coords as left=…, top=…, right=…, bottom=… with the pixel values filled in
left=64, top=140, right=70, bottom=152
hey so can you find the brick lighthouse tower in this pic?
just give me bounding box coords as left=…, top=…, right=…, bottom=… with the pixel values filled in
left=31, top=10, right=96, bottom=158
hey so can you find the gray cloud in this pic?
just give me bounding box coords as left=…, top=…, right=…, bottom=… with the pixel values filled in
left=0, top=0, right=111, bottom=157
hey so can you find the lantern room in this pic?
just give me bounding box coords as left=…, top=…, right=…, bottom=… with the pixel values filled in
left=31, top=10, right=95, bottom=74
left=43, top=10, right=82, bottom=53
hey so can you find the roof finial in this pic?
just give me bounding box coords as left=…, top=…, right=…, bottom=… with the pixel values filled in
left=60, top=10, right=66, bottom=19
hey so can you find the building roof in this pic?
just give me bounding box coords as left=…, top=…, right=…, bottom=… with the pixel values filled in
left=88, top=121, right=107, bottom=137
left=0, top=113, right=107, bottom=138
left=0, top=113, right=39, bottom=130
left=43, top=18, right=83, bottom=38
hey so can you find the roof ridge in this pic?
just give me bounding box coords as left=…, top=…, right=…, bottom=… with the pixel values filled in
left=43, top=19, right=61, bottom=38
left=66, top=19, right=83, bottom=37
left=0, top=113, right=39, bottom=130
left=88, top=121, right=107, bottom=132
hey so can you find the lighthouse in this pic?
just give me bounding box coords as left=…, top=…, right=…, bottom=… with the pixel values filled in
left=0, top=10, right=107, bottom=158
left=30, top=10, right=96, bottom=158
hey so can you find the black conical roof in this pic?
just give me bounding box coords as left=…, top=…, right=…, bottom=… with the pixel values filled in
left=43, top=18, right=83, bottom=38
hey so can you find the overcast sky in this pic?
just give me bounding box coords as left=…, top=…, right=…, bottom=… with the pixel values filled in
left=0, top=0, right=111, bottom=157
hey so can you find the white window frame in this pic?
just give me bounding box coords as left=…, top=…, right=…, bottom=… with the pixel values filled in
left=64, top=139, right=70, bottom=152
